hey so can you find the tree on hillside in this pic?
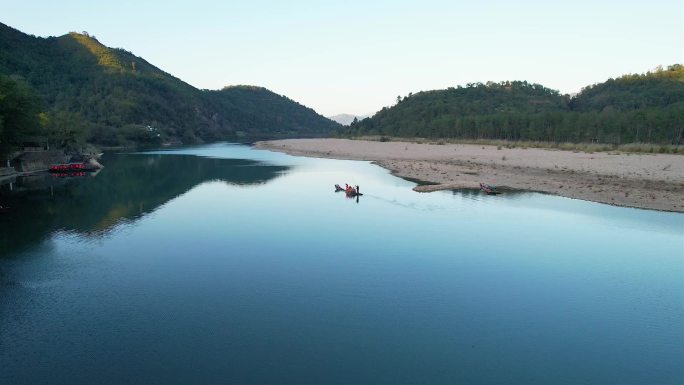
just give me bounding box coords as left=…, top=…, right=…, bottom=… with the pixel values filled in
left=0, top=74, right=43, bottom=156
left=44, top=110, right=89, bottom=150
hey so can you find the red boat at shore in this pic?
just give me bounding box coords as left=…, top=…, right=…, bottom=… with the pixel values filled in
left=49, top=162, right=99, bottom=173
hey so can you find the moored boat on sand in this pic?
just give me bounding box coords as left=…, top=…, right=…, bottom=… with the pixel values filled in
left=480, top=182, right=499, bottom=195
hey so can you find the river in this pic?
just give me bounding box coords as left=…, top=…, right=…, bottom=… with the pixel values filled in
left=1, top=143, right=682, bottom=384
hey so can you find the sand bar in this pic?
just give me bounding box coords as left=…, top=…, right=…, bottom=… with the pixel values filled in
left=254, top=138, right=684, bottom=212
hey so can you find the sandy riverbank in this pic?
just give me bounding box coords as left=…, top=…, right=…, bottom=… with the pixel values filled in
left=254, top=138, right=684, bottom=212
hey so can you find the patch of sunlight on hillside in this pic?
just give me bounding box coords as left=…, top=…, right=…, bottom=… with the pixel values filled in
left=69, top=32, right=124, bottom=72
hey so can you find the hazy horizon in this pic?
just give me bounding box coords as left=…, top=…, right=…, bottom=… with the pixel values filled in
left=2, top=0, right=682, bottom=116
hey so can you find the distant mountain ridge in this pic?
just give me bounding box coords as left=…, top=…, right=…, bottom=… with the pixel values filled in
left=0, top=22, right=339, bottom=147
left=328, top=113, right=372, bottom=126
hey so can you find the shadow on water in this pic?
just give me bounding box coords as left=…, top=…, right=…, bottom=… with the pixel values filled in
left=0, top=153, right=289, bottom=256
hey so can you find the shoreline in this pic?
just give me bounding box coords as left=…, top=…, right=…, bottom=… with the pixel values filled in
left=0, top=169, right=48, bottom=185
left=254, top=138, right=684, bottom=213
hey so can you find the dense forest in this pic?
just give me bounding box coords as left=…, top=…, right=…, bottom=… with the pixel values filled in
left=0, top=22, right=338, bottom=156
left=342, top=65, right=684, bottom=145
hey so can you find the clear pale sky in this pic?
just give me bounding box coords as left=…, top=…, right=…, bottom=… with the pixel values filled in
left=2, top=0, right=682, bottom=116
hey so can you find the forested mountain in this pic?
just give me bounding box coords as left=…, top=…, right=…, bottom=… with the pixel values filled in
left=0, top=22, right=338, bottom=153
left=204, top=86, right=334, bottom=139
left=571, top=66, right=683, bottom=112
left=343, top=65, right=684, bottom=145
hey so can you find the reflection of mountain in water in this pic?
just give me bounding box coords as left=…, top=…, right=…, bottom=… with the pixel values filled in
left=0, top=153, right=289, bottom=255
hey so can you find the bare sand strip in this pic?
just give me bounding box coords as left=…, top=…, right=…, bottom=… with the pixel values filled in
left=254, top=138, right=684, bottom=212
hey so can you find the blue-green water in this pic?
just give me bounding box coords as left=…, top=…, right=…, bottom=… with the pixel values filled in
left=1, top=143, right=683, bottom=384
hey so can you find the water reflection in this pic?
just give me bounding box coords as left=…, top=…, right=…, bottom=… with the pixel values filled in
left=0, top=153, right=288, bottom=255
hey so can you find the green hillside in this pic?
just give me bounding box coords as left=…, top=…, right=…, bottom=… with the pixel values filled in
left=0, top=22, right=338, bottom=152
left=572, top=65, right=684, bottom=112
left=343, top=66, right=684, bottom=145
left=204, top=85, right=337, bottom=139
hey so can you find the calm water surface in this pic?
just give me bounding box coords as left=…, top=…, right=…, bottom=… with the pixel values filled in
left=1, top=143, right=683, bottom=384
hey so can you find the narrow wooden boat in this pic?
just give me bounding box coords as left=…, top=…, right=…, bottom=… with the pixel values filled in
left=335, top=184, right=363, bottom=196
left=480, top=182, right=499, bottom=195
